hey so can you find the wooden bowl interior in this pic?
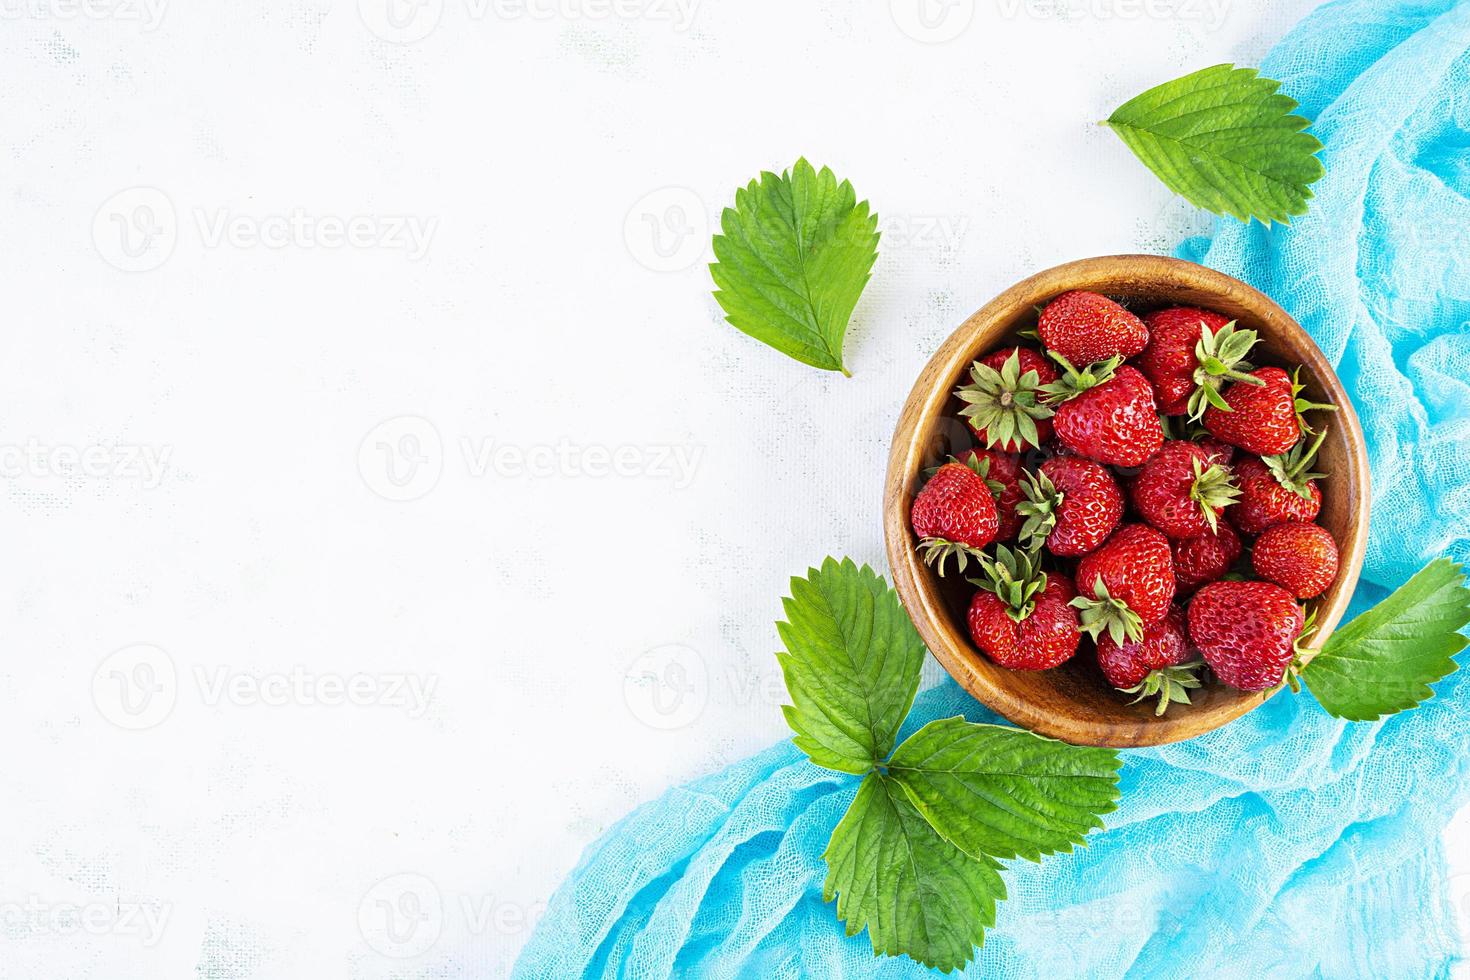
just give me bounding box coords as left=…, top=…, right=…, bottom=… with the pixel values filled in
left=884, top=256, right=1369, bottom=747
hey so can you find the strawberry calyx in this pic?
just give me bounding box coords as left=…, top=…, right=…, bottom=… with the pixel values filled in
left=929, top=453, right=1006, bottom=497
left=968, top=544, right=1048, bottom=623
left=1015, top=469, right=1063, bottom=552
left=1186, top=321, right=1264, bottom=420
left=955, top=350, right=1054, bottom=451
left=1070, top=579, right=1145, bottom=645
left=918, top=537, right=988, bottom=578
left=1124, top=660, right=1205, bottom=716
left=1039, top=353, right=1123, bottom=405
left=1290, top=367, right=1338, bottom=434
left=1283, top=605, right=1320, bottom=693
left=1188, top=457, right=1242, bottom=533
left=1263, top=426, right=1329, bottom=501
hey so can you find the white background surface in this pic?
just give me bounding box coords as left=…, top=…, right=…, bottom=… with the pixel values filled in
left=4, top=0, right=1463, bottom=977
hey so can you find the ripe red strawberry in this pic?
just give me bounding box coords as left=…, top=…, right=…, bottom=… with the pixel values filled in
left=1252, top=521, right=1340, bottom=599
left=1016, top=455, right=1123, bottom=557
left=1072, top=524, right=1176, bottom=643
left=1038, top=290, right=1148, bottom=365
left=1130, top=440, right=1241, bottom=539
left=1172, top=519, right=1242, bottom=594
left=958, top=447, right=1023, bottom=541
left=1043, top=358, right=1164, bottom=468
left=955, top=347, right=1058, bottom=452
left=1188, top=580, right=1306, bottom=691
left=1234, top=429, right=1327, bottom=534
left=1203, top=366, right=1336, bottom=456
left=1096, top=607, right=1202, bottom=715
left=967, top=547, right=1080, bottom=670
left=1198, top=437, right=1235, bottom=466
left=910, top=458, right=998, bottom=575
left=1137, top=311, right=1262, bottom=418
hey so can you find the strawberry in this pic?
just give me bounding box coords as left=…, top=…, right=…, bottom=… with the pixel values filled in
left=955, top=347, right=1057, bottom=452
left=1234, top=428, right=1327, bottom=535
left=1015, top=455, right=1123, bottom=557
left=1072, top=524, right=1176, bottom=643
left=1042, top=357, right=1164, bottom=468
left=1203, top=366, right=1336, bottom=456
left=1096, top=607, right=1202, bottom=715
left=958, top=447, right=1023, bottom=541
left=1188, top=580, right=1306, bottom=691
left=910, top=457, right=998, bottom=575
left=1130, top=440, right=1241, bottom=539
left=1137, top=311, right=1261, bottom=418
left=1172, top=519, right=1242, bottom=594
left=1198, top=437, right=1235, bottom=466
left=1252, top=521, right=1339, bottom=599
left=1038, top=290, right=1148, bottom=365
left=967, top=546, right=1081, bottom=671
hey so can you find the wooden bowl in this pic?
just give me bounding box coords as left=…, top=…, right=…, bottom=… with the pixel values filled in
left=883, top=255, right=1370, bottom=747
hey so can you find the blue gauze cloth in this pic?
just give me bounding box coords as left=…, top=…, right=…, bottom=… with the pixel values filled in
left=515, top=1, right=1470, bottom=975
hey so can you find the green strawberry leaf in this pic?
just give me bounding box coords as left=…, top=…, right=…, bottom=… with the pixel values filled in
left=1105, top=64, right=1325, bottom=226
left=1303, top=559, right=1470, bottom=721
left=887, top=717, right=1121, bottom=863
left=823, top=773, right=1004, bottom=973
left=776, top=558, right=926, bottom=774
left=710, top=159, right=880, bottom=375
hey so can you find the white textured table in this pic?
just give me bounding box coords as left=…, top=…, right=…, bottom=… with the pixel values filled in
left=8, top=1, right=1451, bottom=977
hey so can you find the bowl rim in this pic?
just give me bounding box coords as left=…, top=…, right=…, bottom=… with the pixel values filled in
left=882, top=254, right=1371, bottom=747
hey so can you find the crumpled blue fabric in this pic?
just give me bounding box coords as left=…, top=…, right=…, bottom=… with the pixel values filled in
left=514, top=1, right=1470, bottom=975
